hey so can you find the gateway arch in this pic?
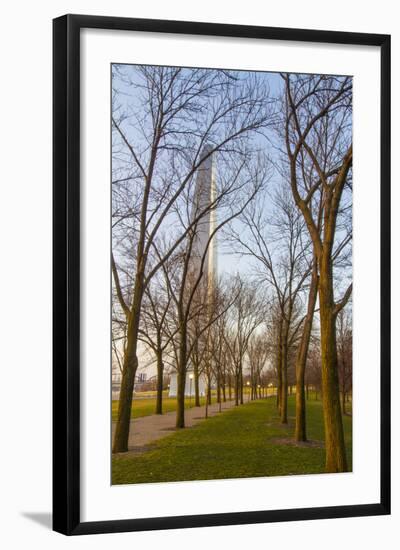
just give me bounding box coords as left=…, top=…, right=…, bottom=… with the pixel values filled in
left=168, top=145, right=217, bottom=397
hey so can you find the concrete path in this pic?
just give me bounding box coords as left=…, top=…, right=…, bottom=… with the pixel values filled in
left=112, top=399, right=238, bottom=453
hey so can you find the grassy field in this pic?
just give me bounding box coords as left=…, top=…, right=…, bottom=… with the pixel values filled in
left=112, top=388, right=276, bottom=421
left=112, top=396, right=352, bottom=484
left=112, top=395, right=217, bottom=421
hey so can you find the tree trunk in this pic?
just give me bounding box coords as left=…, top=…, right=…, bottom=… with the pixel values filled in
left=276, top=324, right=283, bottom=413
left=194, top=361, right=200, bottom=406
left=342, top=375, right=346, bottom=414
left=319, top=258, right=348, bottom=472
left=112, top=346, right=137, bottom=453
left=295, top=261, right=318, bottom=442
left=341, top=361, right=347, bottom=415
left=176, top=324, right=187, bottom=429
left=205, top=381, right=210, bottom=418
left=113, top=253, right=149, bottom=453
left=155, top=348, right=164, bottom=415
left=176, top=369, right=186, bottom=428
left=280, top=359, right=288, bottom=423
left=280, top=322, right=289, bottom=424
left=113, top=306, right=141, bottom=453
left=239, top=366, right=244, bottom=405
left=217, top=371, right=222, bottom=411
left=235, top=373, right=239, bottom=406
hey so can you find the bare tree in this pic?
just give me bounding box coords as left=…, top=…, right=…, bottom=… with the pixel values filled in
left=230, top=188, right=312, bottom=423
left=247, top=333, right=269, bottom=400
left=337, top=308, right=352, bottom=415
left=224, top=278, right=265, bottom=406
left=293, top=256, right=319, bottom=441
left=281, top=73, right=352, bottom=471
left=138, top=271, right=176, bottom=414
left=305, top=339, right=323, bottom=400
left=188, top=319, right=208, bottom=407
left=204, top=285, right=235, bottom=408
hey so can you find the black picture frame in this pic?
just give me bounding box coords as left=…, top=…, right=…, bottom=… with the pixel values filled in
left=53, top=14, right=391, bottom=536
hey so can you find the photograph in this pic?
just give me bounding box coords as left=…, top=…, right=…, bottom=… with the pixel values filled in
left=0, top=0, right=394, bottom=544
left=111, top=64, right=353, bottom=485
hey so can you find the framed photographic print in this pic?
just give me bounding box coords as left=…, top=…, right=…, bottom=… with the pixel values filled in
left=53, top=14, right=391, bottom=535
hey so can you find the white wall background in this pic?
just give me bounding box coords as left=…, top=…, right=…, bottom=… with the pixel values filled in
left=0, top=0, right=398, bottom=548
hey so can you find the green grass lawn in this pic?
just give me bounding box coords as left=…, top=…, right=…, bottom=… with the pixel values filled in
left=112, top=395, right=217, bottom=421
left=112, top=396, right=352, bottom=484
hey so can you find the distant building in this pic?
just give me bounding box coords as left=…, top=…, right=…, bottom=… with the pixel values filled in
left=168, top=146, right=217, bottom=399
left=168, top=369, right=207, bottom=397
left=112, top=363, right=122, bottom=395
left=136, top=372, right=147, bottom=383
left=189, top=144, right=217, bottom=296
left=112, top=364, right=150, bottom=399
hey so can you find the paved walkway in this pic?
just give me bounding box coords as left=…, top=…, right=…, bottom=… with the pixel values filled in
left=112, top=399, right=238, bottom=452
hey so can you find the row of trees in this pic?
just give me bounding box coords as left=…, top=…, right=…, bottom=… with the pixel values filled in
left=111, top=66, right=353, bottom=473
left=112, top=66, right=274, bottom=451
